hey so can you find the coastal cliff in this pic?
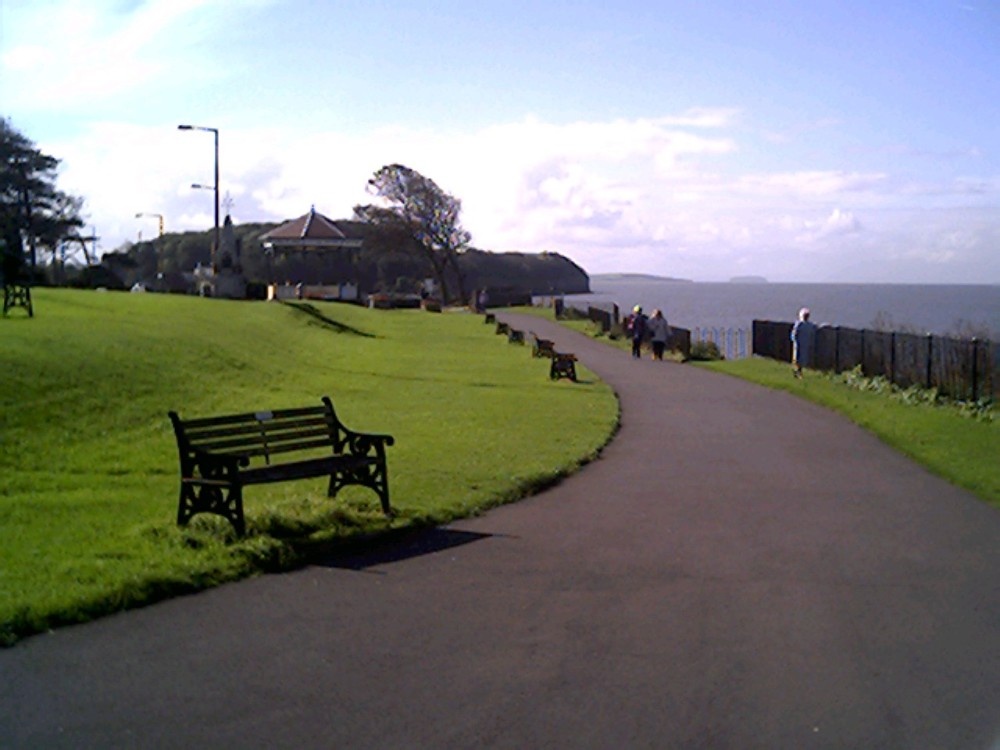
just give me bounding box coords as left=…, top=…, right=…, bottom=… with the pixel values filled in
left=458, top=249, right=590, bottom=296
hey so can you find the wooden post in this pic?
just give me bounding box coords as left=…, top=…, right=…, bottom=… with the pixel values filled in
left=926, top=333, right=934, bottom=389
left=971, top=338, right=979, bottom=401
left=890, top=332, right=896, bottom=386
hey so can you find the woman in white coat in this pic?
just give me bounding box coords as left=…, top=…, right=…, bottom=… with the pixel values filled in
left=790, top=307, right=817, bottom=377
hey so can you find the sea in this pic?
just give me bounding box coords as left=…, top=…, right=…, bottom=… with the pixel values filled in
left=553, top=276, right=1000, bottom=341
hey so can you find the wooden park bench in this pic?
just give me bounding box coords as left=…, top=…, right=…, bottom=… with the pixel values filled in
left=496, top=321, right=510, bottom=336
left=529, top=332, right=555, bottom=358
left=168, top=396, right=394, bottom=535
left=550, top=352, right=578, bottom=382
left=484, top=313, right=496, bottom=324
left=508, top=328, right=525, bottom=344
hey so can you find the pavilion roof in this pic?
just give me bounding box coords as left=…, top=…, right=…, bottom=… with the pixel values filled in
left=260, top=207, right=364, bottom=248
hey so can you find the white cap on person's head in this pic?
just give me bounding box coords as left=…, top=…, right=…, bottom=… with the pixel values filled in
left=799, top=307, right=810, bottom=320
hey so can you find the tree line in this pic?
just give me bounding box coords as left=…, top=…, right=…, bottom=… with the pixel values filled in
left=1, top=119, right=87, bottom=285
left=99, top=220, right=588, bottom=301
left=2, top=121, right=589, bottom=301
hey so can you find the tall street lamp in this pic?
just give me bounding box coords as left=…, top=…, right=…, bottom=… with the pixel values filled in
left=177, top=124, right=219, bottom=268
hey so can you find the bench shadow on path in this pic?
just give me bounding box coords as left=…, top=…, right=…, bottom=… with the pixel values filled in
left=313, top=527, right=502, bottom=572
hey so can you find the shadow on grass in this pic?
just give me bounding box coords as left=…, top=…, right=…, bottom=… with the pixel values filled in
left=282, top=300, right=375, bottom=337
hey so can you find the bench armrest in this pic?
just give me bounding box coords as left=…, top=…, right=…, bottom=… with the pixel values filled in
left=183, top=446, right=247, bottom=480
left=338, top=429, right=395, bottom=455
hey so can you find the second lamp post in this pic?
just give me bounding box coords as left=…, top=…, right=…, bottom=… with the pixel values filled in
left=178, top=124, right=219, bottom=268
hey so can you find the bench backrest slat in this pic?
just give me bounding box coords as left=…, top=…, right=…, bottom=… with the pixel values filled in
left=192, top=427, right=333, bottom=454
left=184, top=417, right=330, bottom=443
left=181, top=406, right=328, bottom=430
left=173, top=404, right=341, bottom=464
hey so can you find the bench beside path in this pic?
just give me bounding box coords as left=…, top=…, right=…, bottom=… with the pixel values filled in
left=1, top=312, right=998, bottom=749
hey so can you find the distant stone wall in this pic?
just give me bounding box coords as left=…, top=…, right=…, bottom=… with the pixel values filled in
left=268, top=283, right=358, bottom=301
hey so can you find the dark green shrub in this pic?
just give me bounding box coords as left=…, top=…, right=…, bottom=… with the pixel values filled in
left=558, top=305, right=590, bottom=321
left=689, top=340, right=723, bottom=361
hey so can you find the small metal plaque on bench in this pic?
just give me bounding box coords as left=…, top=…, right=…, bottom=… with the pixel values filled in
left=255, top=411, right=273, bottom=421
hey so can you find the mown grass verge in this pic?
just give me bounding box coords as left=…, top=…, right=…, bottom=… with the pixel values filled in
left=0, top=290, right=618, bottom=645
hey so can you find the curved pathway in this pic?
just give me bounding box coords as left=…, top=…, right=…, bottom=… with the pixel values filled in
left=2, top=313, right=998, bottom=749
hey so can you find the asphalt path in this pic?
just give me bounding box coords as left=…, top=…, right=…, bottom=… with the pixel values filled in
left=2, top=313, right=999, bottom=749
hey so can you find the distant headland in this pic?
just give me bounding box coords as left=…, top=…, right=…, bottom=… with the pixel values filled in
left=592, top=273, right=693, bottom=283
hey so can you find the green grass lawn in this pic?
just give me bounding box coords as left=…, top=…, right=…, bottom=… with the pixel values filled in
left=0, top=290, right=618, bottom=645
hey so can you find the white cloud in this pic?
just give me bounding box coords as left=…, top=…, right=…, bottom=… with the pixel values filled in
left=807, top=208, right=862, bottom=240
left=738, top=171, right=889, bottom=197
left=761, top=117, right=842, bottom=144
left=1, top=0, right=258, bottom=112
left=661, top=107, right=743, bottom=129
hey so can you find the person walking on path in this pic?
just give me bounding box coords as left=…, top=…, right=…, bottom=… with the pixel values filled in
left=647, top=308, right=672, bottom=360
left=627, top=305, right=648, bottom=359
left=791, top=306, right=817, bottom=377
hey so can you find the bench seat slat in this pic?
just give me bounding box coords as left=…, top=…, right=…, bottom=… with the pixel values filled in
left=201, top=439, right=344, bottom=460
left=240, top=455, right=370, bottom=485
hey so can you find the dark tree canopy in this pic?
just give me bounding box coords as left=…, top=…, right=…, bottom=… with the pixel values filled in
left=354, top=164, right=472, bottom=303
left=0, top=118, right=84, bottom=282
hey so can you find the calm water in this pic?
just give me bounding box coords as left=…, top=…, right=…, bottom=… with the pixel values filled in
left=556, top=278, right=1000, bottom=340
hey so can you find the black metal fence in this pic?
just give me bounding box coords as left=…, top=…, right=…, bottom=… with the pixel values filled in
left=753, top=320, right=997, bottom=401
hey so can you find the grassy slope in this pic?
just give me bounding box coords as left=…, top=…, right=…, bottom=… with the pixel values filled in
left=0, top=290, right=618, bottom=644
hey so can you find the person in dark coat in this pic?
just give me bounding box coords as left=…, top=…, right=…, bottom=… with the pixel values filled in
left=627, top=305, right=648, bottom=359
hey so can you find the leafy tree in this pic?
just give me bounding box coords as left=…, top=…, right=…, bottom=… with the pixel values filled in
left=0, top=119, right=84, bottom=282
left=354, top=164, right=471, bottom=303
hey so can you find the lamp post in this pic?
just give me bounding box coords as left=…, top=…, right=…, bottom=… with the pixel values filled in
left=177, top=124, right=219, bottom=268
left=135, top=211, right=163, bottom=291
left=135, top=212, right=164, bottom=238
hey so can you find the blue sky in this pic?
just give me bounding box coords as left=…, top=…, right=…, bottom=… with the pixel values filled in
left=2, top=0, right=998, bottom=283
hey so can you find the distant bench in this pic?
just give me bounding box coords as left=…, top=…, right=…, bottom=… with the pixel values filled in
left=529, top=331, right=555, bottom=358
left=2, top=284, right=32, bottom=317
left=550, top=352, right=578, bottom=382
left=168, top=396, right=394, bottom=535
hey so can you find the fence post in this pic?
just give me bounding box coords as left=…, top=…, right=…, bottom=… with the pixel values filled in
left=860, top=329, right=866, bottom=375
left=890, top=332, right=896, bottom=385
left=971, top=338, right=979, bottom=401
left=834, top=327, right=840, bottom=373
left=926, top=333, right=933, bottom=389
